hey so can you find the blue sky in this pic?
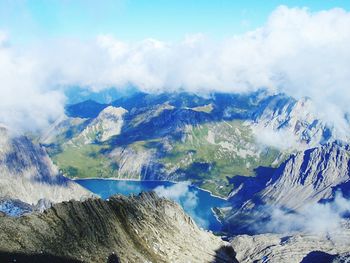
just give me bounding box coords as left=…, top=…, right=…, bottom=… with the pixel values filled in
left=1, top=0, right=350, bottom=43
left=1, top=1, right=350, bottom=133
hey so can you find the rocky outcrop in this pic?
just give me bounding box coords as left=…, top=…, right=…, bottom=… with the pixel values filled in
left=73, top=106, right=127, bottom=144
left=260, top=142, right=350, bottom=210
left=251, top=94, right=335, bottom=148
left=226, top=142, right=350, bottom=234
left=0, top=192, right=237, bottom=263
left=231, top=231, right=350, bottom=263
left=0, top=126, right=91, bottom=206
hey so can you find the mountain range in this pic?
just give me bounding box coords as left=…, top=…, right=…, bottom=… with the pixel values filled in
left=42, top=90, right=340, bottom=198
left=1, top=90, right=350, bottom=262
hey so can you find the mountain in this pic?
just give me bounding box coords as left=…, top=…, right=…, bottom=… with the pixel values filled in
left=251, top=94, right=335, bottom=148
left=259, top=142, right=350, bottom=210
left=66, top=100, right=108, bottom=118
left=0, top=192, right=237, bottom=263
left=4, top=90, right=350, bottom=262
left=71, top=106, right=128, bottom=144
left=43, top=90, right=340, bottom=198
left=0, top=126, right=91, bottom=213
left=224, top=142, right=350, bottom=234
left=64, top=86, right=137, bottom=104
left=43, top=92, right=280, bottom=197
left=231, top=230, right=350, bottom=263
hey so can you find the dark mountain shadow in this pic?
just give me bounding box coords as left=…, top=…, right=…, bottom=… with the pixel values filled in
left=109, top=107, right=213, bottom=147
left=170, top=161, right=213, bottom=181
left=300, top=251, right=336, bottom=263
left=66, top=99, right=108, bottom=118
left=107, top=253, right=120, bottom=263
left=212, top=245, right=239, bottom=263
left=227, top=166, right=278, bottom=208
left=0, top=251, right=83, bottom=263
left=329, top=160, right=350, bottom=198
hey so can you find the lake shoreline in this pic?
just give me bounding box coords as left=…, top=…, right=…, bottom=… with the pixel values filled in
left=73, top=177, right=229, bottom=201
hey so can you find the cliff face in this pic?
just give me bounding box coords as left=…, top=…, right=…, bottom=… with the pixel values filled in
left=260, top=142, right=350, bottom=210
left=226, top=142, right=350, bottom=234
left=0, top=192, right=237, bottom=263
left=0, top=126, right=91, bottom=206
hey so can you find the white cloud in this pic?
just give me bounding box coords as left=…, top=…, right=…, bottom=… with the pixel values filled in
left=0, top=33, right=65, bottom=133
left=253, top=127, right=300, bottom=151
left=259, top=192, right=350, bottom=244
left=2, top=6, right=350, bottom=133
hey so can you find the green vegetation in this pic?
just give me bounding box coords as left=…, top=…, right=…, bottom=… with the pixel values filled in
left=47, top=115, right=281, bottom=197
left=51, top=144, right=115, bottom=178
left=158, top=120, right=280, bottom=197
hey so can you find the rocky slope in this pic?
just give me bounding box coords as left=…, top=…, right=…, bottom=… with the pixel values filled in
left=0, top=192, right=237, bottom=263
left=260, top=142, right=350, bottom=210
left=72, top=106, right=127, bottom=144
left=251, top=94, right=335, bottom=148
left=231, top=230, right=350, bottom=263
left=225, top=142, right=350, bottom=234
left=0, top=126, right=91, bottom=208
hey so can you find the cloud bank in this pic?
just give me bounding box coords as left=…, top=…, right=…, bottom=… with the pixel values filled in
left=2, top=6, right=350, bottom=132
left=0, top=33, right=65, bottom=132
left=253, top=192, right=350, bottom=243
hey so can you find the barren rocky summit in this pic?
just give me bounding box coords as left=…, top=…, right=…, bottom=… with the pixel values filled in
left=0, top=191, right=237, bottom=263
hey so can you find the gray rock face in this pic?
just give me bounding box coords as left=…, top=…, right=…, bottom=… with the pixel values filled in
left=250, top=94, right=337, bottom=150
left=260, top=142, right=350, bottom=210
left=0, top=192, right=237, bottom=263
left=231, top=231, right=350, bottom=263
left=73, top=106, right=127, bottom=144
left=0, top=126, right=91, bottom=206
left=226, top=142, right=350, bottom=234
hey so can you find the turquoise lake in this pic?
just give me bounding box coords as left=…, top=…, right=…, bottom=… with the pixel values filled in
left=75, top=179, right=229, bottom=232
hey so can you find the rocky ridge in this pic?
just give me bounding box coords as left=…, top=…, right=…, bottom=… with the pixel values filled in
left=231, top=230, right=350, bottom=263
left=260, top=142, right=350, bottom=210
left=72, top=106, right=127, bottom=144
left=0, top=192, right=237, bottom=263
left=226, top=142, right=350, bottom=234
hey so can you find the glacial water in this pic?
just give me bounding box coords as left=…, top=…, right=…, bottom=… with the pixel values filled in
left=75, top=179, right=229, bottom=232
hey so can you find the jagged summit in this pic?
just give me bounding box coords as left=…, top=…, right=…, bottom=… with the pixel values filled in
left=231, top=231, right=350, bottom=263
left=226, top=142, right=350, bottom=234
left=261, top=142, right=350, bottom=208
left=0, top=192, right=237, bottom=263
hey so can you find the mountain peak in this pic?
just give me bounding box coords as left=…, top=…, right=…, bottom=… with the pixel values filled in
left=97, top=105, right=128, bottom=118
left=73, top=106, right=128, bottom=144
left=0, top=192, right=237, bottom=263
